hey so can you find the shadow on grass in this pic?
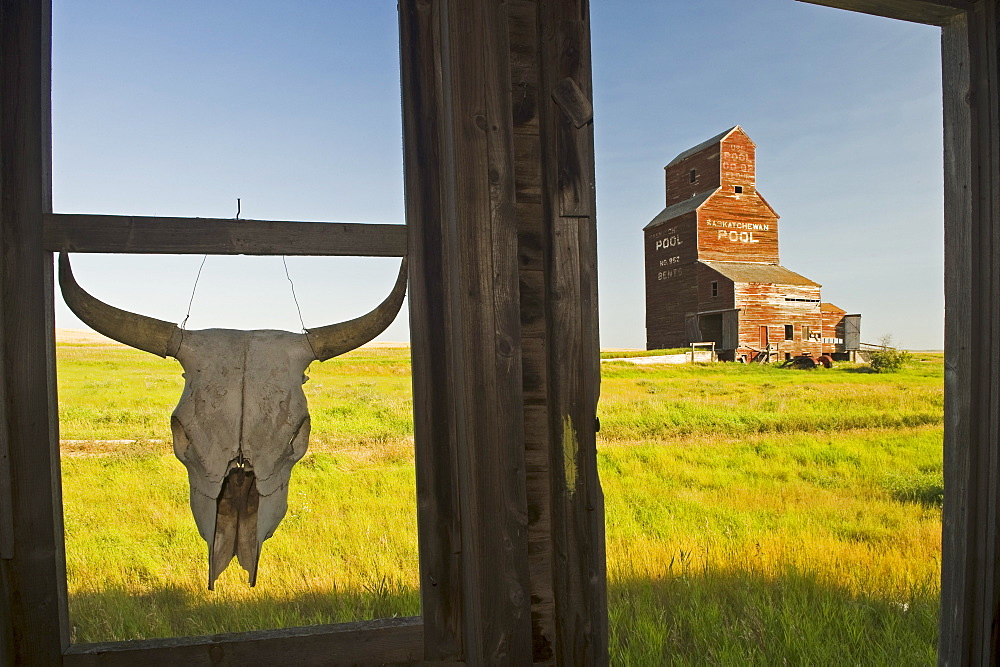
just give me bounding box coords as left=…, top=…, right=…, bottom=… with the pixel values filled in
left=72, top=568, right=938, bottom=664
left=69, top=582, right=420, bottom=645
left=608, top=567, right=938, bottom=665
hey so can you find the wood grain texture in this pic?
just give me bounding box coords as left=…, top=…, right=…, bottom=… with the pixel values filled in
left=400, top=0, right=533, bottom=662
left=514, top=133, right=543, bottom=204
left=538, top=1, right=608, bottom=663
left=399, top=0, right=465, bottom=660
left=697, top=194, right=779, bottom=264
left=520, top=270, right=546, bottom=339
left=0, top=314, right=10, bottom=563
left=521, top=336, right=549, bottom=405
left=0, top=1, right=69, bottom=663
left=939, top=11, right=973, bottom=665
left=732, top=282, right=824, bottom=358
left=796, top=0, right=971, bottom=25
left=509, top=0, right=540, bottom=135
left=43, top=214, right=407, bottom=257
left=508, top=2, right=560, bottom=658
left=453, top=1, right=533, bottom=661
left=63, top=617, right=424, bottom=666
left=516, top=202, right=545, bottom=270
left=937, top=4, right=1000, bottom=664
left=551, top=77, right=593, bottom=129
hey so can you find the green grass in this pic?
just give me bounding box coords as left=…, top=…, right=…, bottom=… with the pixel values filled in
left=57, top=341, right=413, bottom=447
left=64, top=450, right=419, bottom=641
left=57, top=341, right=943, bottom=662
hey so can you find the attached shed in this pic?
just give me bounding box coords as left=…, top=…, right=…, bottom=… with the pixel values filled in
left=644, top=126, right=861, bottom=360
left=698, top=261, right=824, bottom=360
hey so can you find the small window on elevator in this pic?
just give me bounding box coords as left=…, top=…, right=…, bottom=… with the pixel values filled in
left=734, top=185, right=743, bottom=193
left=784, top=324, right=794, bottom=340
left=689, top=169, right=697, bottom=183
left=711, top=281, right=718, bottom=297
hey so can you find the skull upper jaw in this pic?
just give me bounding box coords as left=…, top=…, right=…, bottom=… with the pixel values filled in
left=210, top=465, right=260, bottom=589
left=204, top=463, right=294, bottom=590
left=174, top=412, right=310, bottom=589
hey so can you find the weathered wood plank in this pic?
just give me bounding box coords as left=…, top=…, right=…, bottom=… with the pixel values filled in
left=940, top=12, right=974, bottom=664
left=523, top=405, right=549, bottom=473
left=551, top=77, right=593, bottom=129
left=511, top=22, right=555, bottom=645
left=938, top=3, right=1000, bottom=664
left=455, top=0, right=533, bottom=661
left=524, top=396, right=554, bottom=662
left=400, top=0, right=533, bottom=662
left=509, top=17, right=555, bottom=648
left=0, top=326, right=11, bottom=562
left=43, top=214, right=407, bottom=257
left=796, top=0, right=971, bottom=25
left=546, top=216, right=606, bottom=664
left=509, top=0, right=540, bottom=134
left=516, top=203, right=545, bottom=271
left=553, top=75, right=594, bottom=219
left=0, top=0, right=69, bottom=663
left=514, top=133, right=543, bottom=204
left=62, top=617, right=424, bottom=666
left=521, top=336, right=548, bottom=404
left=538, top=1, right=608, bottom=664
left=398, top=0, right=465, bottom=660
left=520, top=269, right=546, bottom=338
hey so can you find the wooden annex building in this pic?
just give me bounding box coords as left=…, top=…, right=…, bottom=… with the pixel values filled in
left=644, top=126, right=861, bottom=361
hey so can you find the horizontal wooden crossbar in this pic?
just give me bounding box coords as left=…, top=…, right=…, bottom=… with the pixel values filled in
left=43, top=213, right=408, bottom=257
left=62, top=616, right=425, bottom=666
left=796, top=0, right=971, bottom=25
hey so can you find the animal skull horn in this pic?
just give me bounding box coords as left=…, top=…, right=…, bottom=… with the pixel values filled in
left=58, top=253, right=183, bottom=358
left=58, top=252, right=408, bottom=588
left=306, top=258, right=409, bottom=360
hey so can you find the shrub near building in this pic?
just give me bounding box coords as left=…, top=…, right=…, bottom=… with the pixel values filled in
left=869, top=336, right=912, bottom=373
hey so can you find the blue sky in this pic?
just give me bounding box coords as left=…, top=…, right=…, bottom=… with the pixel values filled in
left=52, top=1, right=944, bottom=349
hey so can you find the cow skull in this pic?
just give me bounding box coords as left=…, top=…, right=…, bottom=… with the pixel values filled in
left=58, top=253, right=407, bottom=589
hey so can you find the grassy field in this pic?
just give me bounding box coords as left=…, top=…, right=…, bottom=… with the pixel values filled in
left=57, top=337, right=943, bottom=663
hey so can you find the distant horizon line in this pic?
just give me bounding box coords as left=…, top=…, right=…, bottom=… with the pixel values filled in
left=55, top=329, right=943, bottom=354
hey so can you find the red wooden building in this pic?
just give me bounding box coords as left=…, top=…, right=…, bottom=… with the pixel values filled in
left=644, top=126, right=860, bottom=361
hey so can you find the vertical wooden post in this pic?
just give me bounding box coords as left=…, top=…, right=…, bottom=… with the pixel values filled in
left=0, top=0, right=69, bottom=663
left=537, top=1, right=608, bottom=663
left=401, top=1, right=607, bottom=662
left=400, top=0, right=534, bottom=662
left=939, top=2, right=1000, bottom=663
left=507, top=0, right=560, bottom=660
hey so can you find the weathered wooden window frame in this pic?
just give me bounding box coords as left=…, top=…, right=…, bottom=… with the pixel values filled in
left=800, top=2, right=992, bottom=663
left=0, top=3, right=425, bottom=664
left=4, top=0, right=996, bottom=663
left=0, top=0, right=608, bottom=664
